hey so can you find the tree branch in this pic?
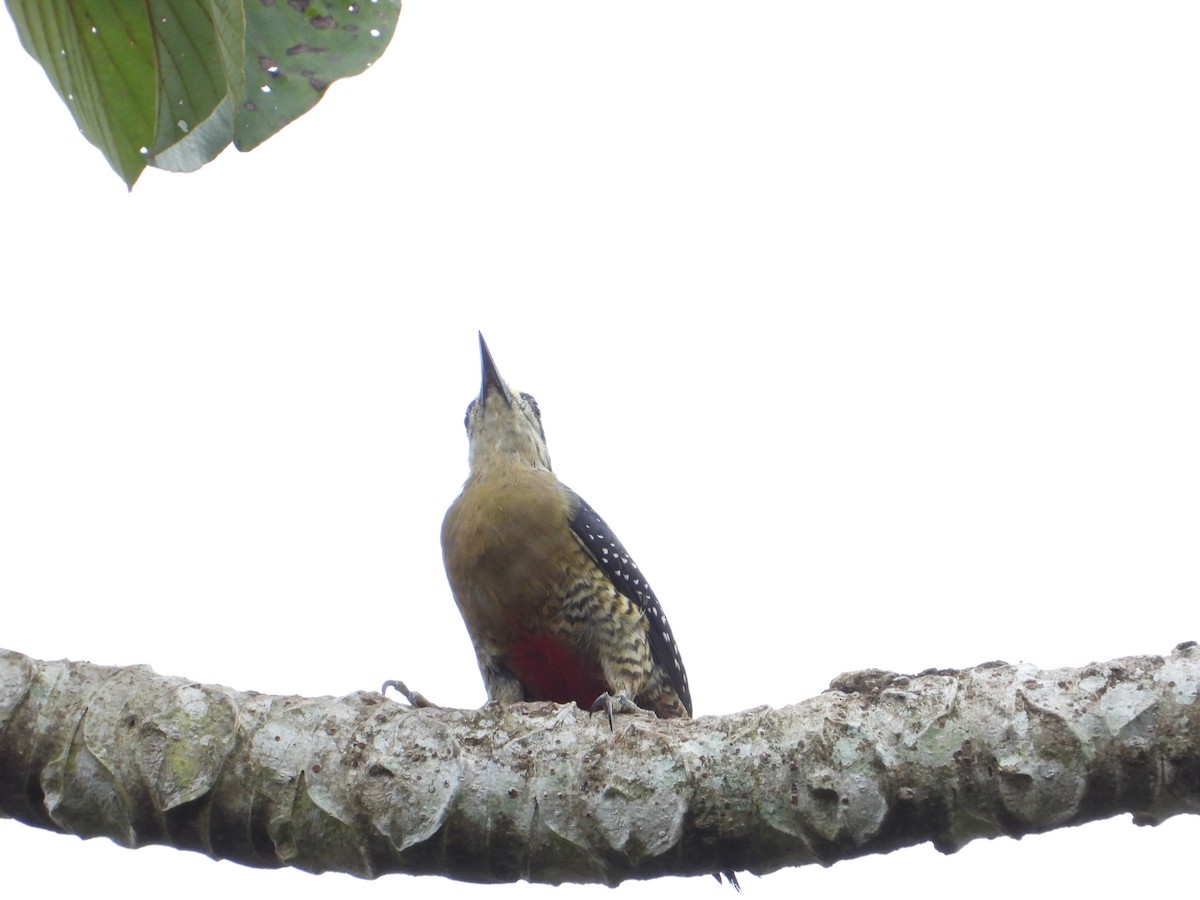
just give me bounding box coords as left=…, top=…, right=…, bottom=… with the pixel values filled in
left=1, top=644, right=1197, bottom=885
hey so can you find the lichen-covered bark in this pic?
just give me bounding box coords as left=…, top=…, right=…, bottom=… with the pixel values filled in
left=1, top=644, right=1197, bottom=885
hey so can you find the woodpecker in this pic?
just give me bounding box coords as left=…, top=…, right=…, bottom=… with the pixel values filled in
left=441, top=334, right=694, bottom=724
left=439, top=337, right=739, bottom=888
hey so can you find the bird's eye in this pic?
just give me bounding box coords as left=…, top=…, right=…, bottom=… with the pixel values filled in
left=518, top=392, right=546, bottom=445
left=464, top=399, right=476, bottom=428
left=520, top=392, right=541, bottom=421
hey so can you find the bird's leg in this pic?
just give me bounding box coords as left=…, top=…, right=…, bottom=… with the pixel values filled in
left=381, top=680, right=438, bottom=708
left=589, top=690, right=652, bottom=730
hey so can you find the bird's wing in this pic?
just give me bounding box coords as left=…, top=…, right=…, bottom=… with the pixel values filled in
left=567, top=493, right=693, bottom=716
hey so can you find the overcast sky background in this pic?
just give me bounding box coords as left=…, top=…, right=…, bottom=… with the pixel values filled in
left=2, top=2, right=1198, bottom=897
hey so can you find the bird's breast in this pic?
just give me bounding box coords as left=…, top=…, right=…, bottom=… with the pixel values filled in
left=442, top=467, right=579, bottom=642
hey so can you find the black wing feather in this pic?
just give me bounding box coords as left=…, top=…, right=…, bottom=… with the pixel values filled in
left=567, top=492, right=693, bottom=716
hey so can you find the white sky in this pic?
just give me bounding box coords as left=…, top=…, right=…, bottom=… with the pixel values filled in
left=2, top=2, right=1198, bottom=897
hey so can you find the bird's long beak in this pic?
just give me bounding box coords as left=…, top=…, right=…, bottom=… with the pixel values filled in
left=478, top=332, right=513, bottom=406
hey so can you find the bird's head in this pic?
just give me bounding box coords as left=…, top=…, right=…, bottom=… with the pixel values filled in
left=463, top=333, right=552, bottom=473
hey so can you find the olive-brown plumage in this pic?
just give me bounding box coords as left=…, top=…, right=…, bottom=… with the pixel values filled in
left=441, top=334, right=692, bottom=720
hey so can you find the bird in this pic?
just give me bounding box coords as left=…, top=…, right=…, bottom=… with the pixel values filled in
left=434, top=334, right=738, bottom=889
left=440, top=334, right=694, bottom=726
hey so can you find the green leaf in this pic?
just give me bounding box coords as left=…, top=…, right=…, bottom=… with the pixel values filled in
left=6, top=0, right=401, bottom=188
left=234, top=0, right=401, bottom=152
left=146, top=0, right=232, bottom=174
left=8, top=1, right=158, bottom=186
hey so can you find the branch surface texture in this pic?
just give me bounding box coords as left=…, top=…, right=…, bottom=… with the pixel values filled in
left=1, top=644, right=1197, bottom=884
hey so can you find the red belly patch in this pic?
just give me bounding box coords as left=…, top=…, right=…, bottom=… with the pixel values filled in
left=506, top=633, right=607, bottom=707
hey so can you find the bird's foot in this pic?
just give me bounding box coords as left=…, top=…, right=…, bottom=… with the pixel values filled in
left=714, top=871, right=741, bottom=891
left=589, top=691, right=652, bottom=730
left=381, top=680, right=437, bottom=708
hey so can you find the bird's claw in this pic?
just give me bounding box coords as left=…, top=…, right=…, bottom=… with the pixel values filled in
left=589, top=691, right=647, bottom=730
left=381, top=680, right=437, bottom=708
